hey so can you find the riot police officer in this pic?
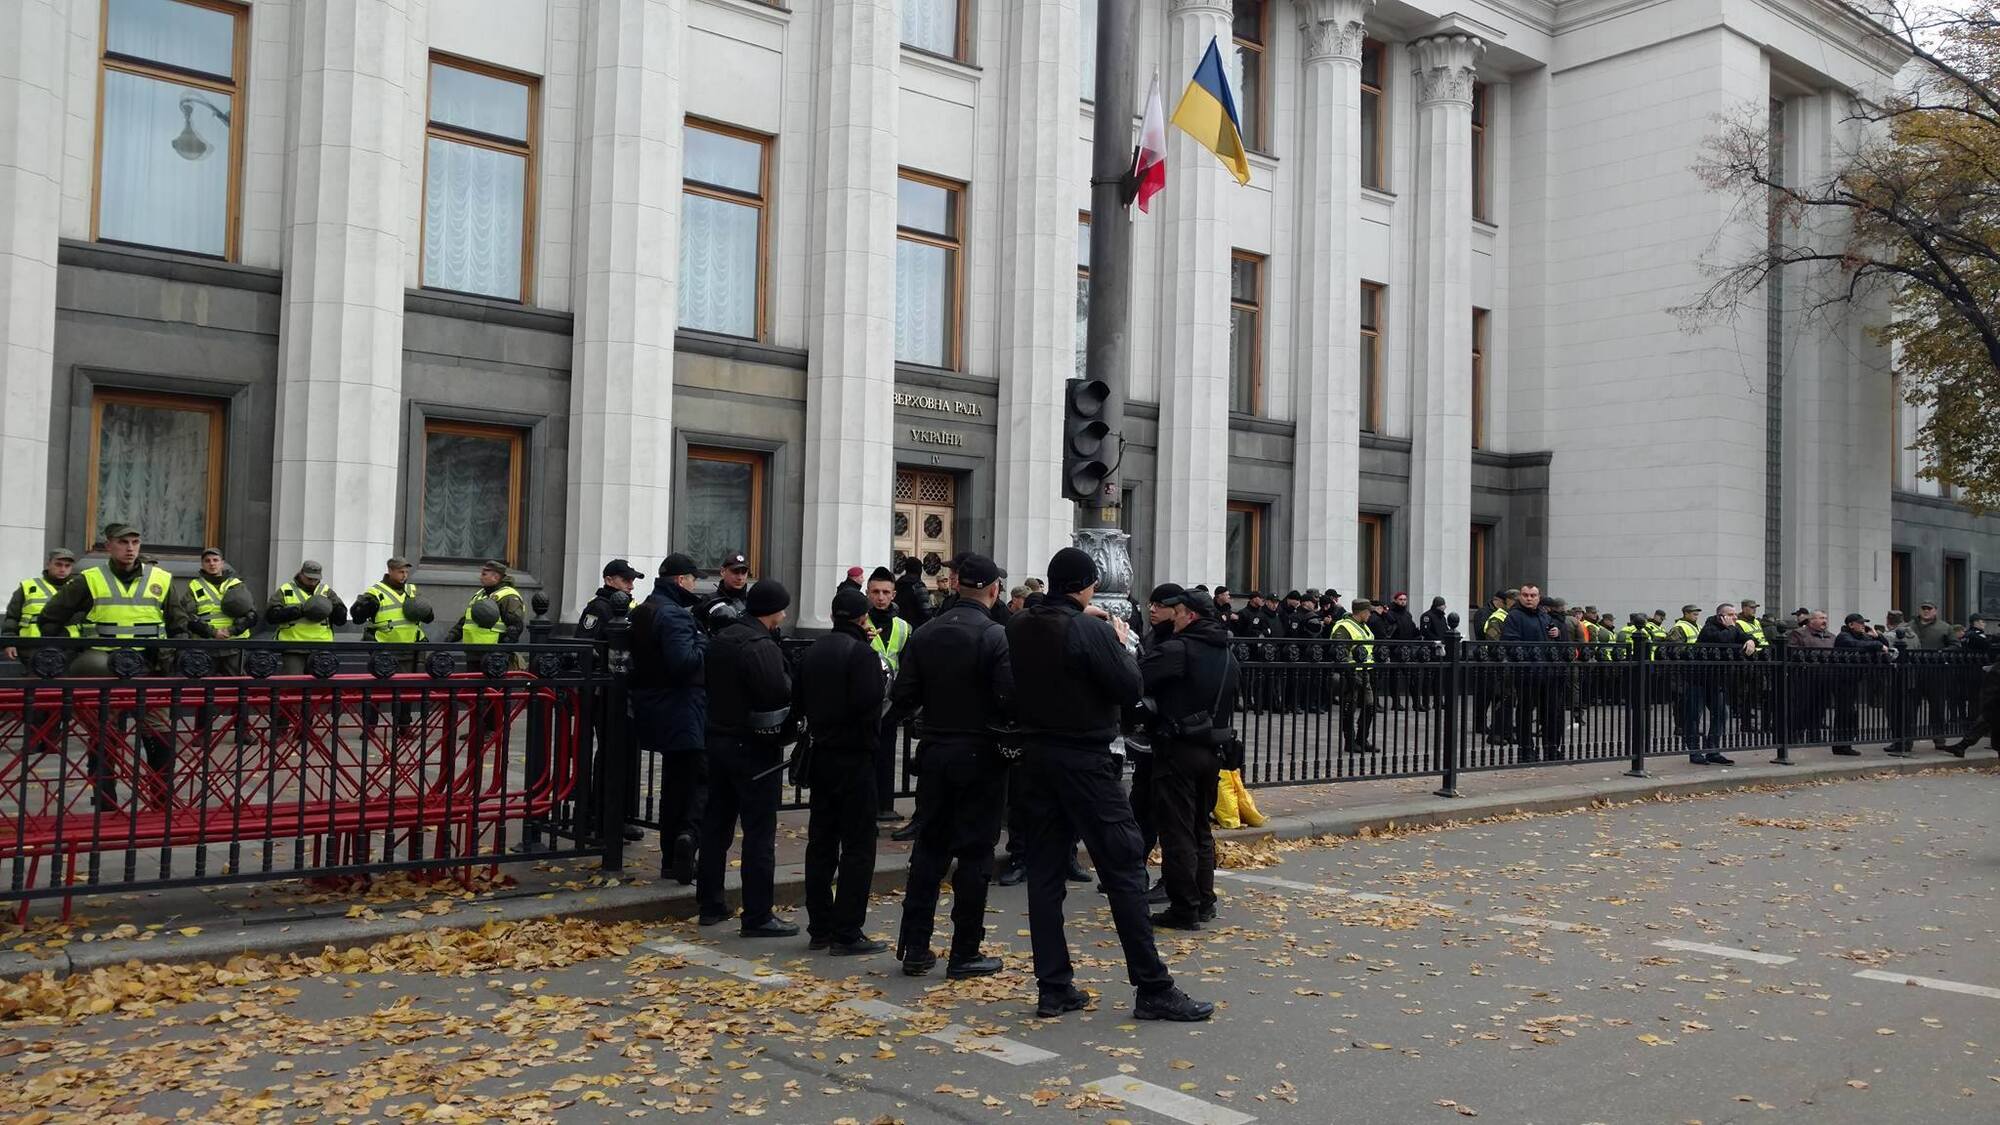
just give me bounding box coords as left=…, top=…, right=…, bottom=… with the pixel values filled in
left=351, top=556, right=432, bottom=731
left=698, top=552, right=753, bottom=634
left=1005, top=546, right=1212, bottom=1023
left=797, top=586, right=890, bottom=955
left=267, top=560, right=347, bottom=675
left=4, top=546, right=81, bottom=660
left=698, top=580, right=798, bottom=937
left=186, top=548, right=258, bottom=673
left=890, top=553, right=1013, bottom=978
left=1140, top=588, right=1238, bottom=930
left=577, top=559, right=645, bottom=641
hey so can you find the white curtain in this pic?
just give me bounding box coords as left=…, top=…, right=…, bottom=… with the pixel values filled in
left=901, top=0, right=957, bottom=54
left=896, top=241, right=951, bottom=366
left=423, top=138, right=526, bottom=300
left=1075, top=276, right=1090, bottom=379
left=1079, top=0, right=1098, bottom=98
left=684, top=458, right=752, bottom=571
left=678, top=193, right=759, bottom=337
left=96, top=402, right=210, bottom=548
left=423, top=433, right=513, bottom=560
left=98, top=72, right=230, bottom=256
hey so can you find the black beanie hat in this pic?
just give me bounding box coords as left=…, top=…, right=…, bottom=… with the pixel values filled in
left=830, top=587, right=869, bottom=620
left=1047, top=547, right=1098, bottom=595
left=745, top=581, right=791, bottom=617
left=1432, top=595, right=1446, bottom=608
left=869, top=565, right=895, bottom=583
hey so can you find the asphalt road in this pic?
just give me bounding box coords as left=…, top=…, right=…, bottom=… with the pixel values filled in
left=5, top=769, right=1996, bottom=1124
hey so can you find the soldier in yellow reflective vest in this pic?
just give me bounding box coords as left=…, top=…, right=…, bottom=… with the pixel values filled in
left=450, top=561, right=526, bottom=666
left=4, top=546, right=81, bottom=661
left=862, top=566, right=914, bottom=827
left=185, top=547, right=257, bottom=674
left=267, top=560, right=349, bottom=675
left=351, top=556, right=436, bottom=728
left=1331, top=598, right=1378, bottom=755
left=1732, top=597, right=1772, bottom=733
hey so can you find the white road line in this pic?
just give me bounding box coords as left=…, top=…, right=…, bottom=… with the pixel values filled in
left=641, top=940, right=794, bottom=986
left=1216, top=871, right=1344, bottom=895
left=837, top=999, right=1059, bottom=1065
left=1651, top=939, right=1796, bottom=965
left=1082, top=1076, right=1258, bottom=1125
left=1853, top=969, right=2000, bottom=1001
left=1489, top=914, right=1597, bottom=933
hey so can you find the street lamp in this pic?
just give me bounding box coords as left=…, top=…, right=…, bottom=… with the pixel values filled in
left=172, top=93, right=230, bottom=162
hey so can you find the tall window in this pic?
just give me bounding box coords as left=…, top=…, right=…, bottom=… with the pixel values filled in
left=87, top=389, right=225, bottom=553
left=1360, top=39, right=1386, bottom=190
left=680, top=120, right=769, bottom=339
left=685, top=447, right=766, bottom=574
left=1225, top=501, right=1265, bottom=595
left=423, top=57, right=536, bottom=302
left=1891, top=550, right=1912, bottom=615
left=896, top=172, right=963, bottom=368
left=1360, top=282, right=1384, bottom=432
left=1471, top=82, right=1490, bottom=221
left=1471, top=308, right=1489, bottom=449
left=1229, top=252, right=1264, bottom=414
left=1470, top=523, right=1492, bottom=606
left=1945, top=556, right=1968, bottom=623
left=1076, top=214, right=1092, bottom=379
left=1080, top=0, right=1098, bottom=100
left=902, top=0, right=968, bottom=60
left=1230, top=1, right=1267, bottom=151
left=1358, top=513, right=1385, bottom=598
left=95, top=0, right=245, bottom=259
left=421, top=421, right=524, bottom=565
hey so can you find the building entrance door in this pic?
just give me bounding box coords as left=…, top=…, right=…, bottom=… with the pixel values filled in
left=893, top=469, right=956, bottom=596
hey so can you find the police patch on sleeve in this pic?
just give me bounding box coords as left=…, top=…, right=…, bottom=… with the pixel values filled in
left=580, top=613, right=600, bottom=632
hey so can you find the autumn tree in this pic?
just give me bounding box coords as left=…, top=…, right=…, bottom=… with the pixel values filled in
left=1682, top=3, right=2000, bottom=510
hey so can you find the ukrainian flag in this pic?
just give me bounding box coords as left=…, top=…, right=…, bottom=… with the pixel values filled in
left=1170, top=37, right=1251, bottom=186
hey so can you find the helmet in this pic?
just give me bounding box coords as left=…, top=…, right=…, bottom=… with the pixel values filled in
left=404, top=596, right=436, bottom=624
left=469, top=598, right=502, bottom=629
left=300, top=593, right=333, bottom=622
left=219, top=585, right=256, bottom=618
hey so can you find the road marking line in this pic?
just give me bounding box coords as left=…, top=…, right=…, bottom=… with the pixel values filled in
left=1082, top=1076, right=1258, bottom=1125
left=1651, top=939, right=1795, bottom=965
left=1217, top=872, right=1344, bottom=895
left=641, top=941, right=794, bottom=986
left=838, top=999, right=1059, bottom=1065
left=1489, top=914, right=1597, bottom=933
left=1853, top=969, right=2000, bottom=1001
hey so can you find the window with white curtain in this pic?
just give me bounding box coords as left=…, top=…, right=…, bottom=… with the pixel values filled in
left=423, top=58, right=535, bottom=302
left=95, top=0, right=244, bottom=259
left=895, top=173, right=962, bottom=369
left=685, top=447, right=766, bottom=574
left=1075, top=214, right=1091, bottom=379
left=1079, top=0, right=1098, bottom=99
left=680, top=121, right=769, bottom=339
left=902, top=0, right=967, bottom=59
left=421, top=421, right=524, bottom=564
left=88, top=389, right=224, bottom=553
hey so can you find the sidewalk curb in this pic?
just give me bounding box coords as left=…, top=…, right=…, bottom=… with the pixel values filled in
left=6, top=750, right=1993, bottom=982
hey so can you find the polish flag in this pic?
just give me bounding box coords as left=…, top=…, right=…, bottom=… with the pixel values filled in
left=1131, top=74, right=1168, bottom=214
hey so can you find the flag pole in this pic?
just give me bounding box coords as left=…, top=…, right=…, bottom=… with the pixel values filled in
left=1078, top=0, right=1138, bottom=616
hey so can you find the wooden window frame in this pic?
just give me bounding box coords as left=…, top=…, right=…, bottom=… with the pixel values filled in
left=688, top=445, right=768, bottom=575
left=1358, top=512, right=1386, bottom=598
left=1471, top=82, right=1490, bottom=222
left=1227, top=500, right=1265, bottom=593
left=1232, top=0, right=1268, bottom=152
left=1944, top=555, right=1968, bottom=624
left=1360, top=38, right=1386, bottom=191
left=1470, top=523, right=1492, bottom=606
left=420, top=419, right=525, bottom=566
left=86, top=388, right=227, bottom=553
left=895, top=168, right=966, bottom=372
left=93, top=0, right=249, bottom=261
left=1360, top=281, right=1384, bottom=432
left=421, top=52, right=540, bottom=304
left=1891, top=549, right=1912, bottom=615
left=902, top=0, right=973, bottom=63
left=1472, top=307, right=1489, bottom=449
left=681, top=117, right=772, bottom=341
left=1230, top=250, right=1265, bottom=416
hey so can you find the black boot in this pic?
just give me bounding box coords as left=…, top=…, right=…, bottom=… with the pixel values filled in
left=1134, top=986, right=1214, bottom=1022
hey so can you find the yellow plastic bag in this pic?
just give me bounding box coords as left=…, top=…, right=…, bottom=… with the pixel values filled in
left=1212, top=770, right=1242, bottom=829
left=1226, top=770, right=1266, bottom=827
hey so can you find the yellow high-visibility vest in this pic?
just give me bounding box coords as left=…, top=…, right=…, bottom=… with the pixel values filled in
left=188, top=574, right=243, bottom=631
left=868, top=616, right=912, bottom=672
left=1736, top=617, right=1767, bottom=650
left=17, top=576, right=80, bottom=639
left=81, top=564, right=171, bottom=650
left=367, top=581, right=424, bottom=644
left=460, top=585, right=521, bottom=645
left=277, top=582, right=338, bottom=643
left=1332, top=616, right=1375, bottom=664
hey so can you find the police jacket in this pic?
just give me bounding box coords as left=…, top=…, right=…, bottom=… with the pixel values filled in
left=630, top=579, right=707, bottom=754
left=1420, top=606, right=1452, bottom=641
left=888, top=600, right=1013, bottom=740
left=1233, top=606, right=1278, bottom=640
left=796, top=621, right=887, bottom=752
left=1382, top=605, right=1420, bottom=642
left=894, top=575, right=933, bottom=627
left=1005, top=595, right=1143, bottom=752
left=698, top=584, right=749, bottom=635
left=1139, top=617, right=1239, bottom=744
left=576, top=584, right=636, bottom=642
left=703, top=617, right=791, bottom=742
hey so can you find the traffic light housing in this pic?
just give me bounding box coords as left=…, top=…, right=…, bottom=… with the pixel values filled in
left=1063, top=377, right=1112, bottom=503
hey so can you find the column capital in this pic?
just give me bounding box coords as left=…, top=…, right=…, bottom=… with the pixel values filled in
left=1294, top=0, right=1373, bottom=64
left=1409, top=33, right=1483, bottom=105
left=1169, top=0, right=1232, bottom=18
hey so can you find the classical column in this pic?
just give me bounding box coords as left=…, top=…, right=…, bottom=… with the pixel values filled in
left=799, top=0, right=898, bottom=629
left=563, top=0, right=684, bottom=611
left=993, top=0, right=1079, bottom=581
left=1153, top=0, right=1233, bottom=586
left=1405, top=33, right=1481, bottom=611
left=1289, top=0, right=1372, bottom=592
left=0, top=0, right=64, bottom=579
left=271, top=0, right=419, bottom=585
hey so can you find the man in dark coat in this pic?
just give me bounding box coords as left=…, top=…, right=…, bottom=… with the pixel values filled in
left=797, top=587, right=890, bottom=955
left=697, top=580, right=798, bottom=937
left=1140, top=589, right=1237, bottom=930
left=894, top=556, right=933, bottom=627
left=1500, top=584, right=1567, bottom=762
left=1832, top=614, right=1901, bottom=756
left=630, top=553, right=709, bottom=882
left=1688, top=605, right=1756, bottom=764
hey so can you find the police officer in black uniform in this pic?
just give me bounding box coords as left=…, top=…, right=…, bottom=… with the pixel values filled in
left=1006, top=547, right=1212, bottom=1022
left=890, top=552, right=1013, bottom=978
left=577, top=558, right=645, bottom=641
left=697, top=579, right=798, bottom=937
left=698, top=552, right=753, bottom=634
left=1141, top=588, right=1239, bottom=930
left=797, top=586, right=890, bottom=956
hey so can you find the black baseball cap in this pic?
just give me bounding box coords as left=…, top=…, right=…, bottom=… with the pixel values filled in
left=660, top=553, right=701, bottom=578
left=1844, top=613, right=1867, bottom=625
left=603, top=558, right=643, bottom=581
left=956, top=553, right=1005, bottom=588
left=1149, top=582, right=1187, bottom=605
left=721, top=553, right=750, bottom=573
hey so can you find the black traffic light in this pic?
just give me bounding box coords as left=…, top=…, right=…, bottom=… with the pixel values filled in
left=1063, top=377, right=1112, bottom=502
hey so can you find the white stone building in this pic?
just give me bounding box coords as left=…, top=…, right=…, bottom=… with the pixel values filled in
left=1, top=0, right=1994, bottom=630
